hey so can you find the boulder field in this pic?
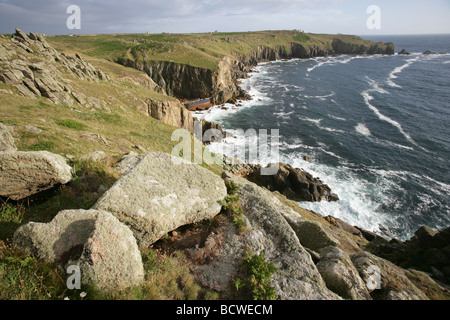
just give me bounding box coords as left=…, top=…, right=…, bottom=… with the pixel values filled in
left=5, top=146, right=449, bottom=298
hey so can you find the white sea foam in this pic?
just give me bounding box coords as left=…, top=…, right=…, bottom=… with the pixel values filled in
left=306, top=55, right=368, bottom=73
left=355, top=123, right=371, bottom=136
left=361, top=78, right=425, bottom=150
left=328, top=114, right=346, bottom=121
left=287, top=155, right=400, bottom=237
left=387, top=56, right=420, bottom=88
left=304, top=92, right=335, bottom=100
left=298, top=116, right=345, bottom=133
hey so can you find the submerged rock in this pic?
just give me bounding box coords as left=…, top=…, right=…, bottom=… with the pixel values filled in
left=0, top=151, right=72, bottom=200
left=93, top=152, right=227, bottom=247
left=13, top=209, right=144, bottom=291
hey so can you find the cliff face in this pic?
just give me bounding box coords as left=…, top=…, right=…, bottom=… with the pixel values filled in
left=145, top=99, right=194, bottom=133
left=210, top=41, right=394, bottom=104
left=117, top=37, right=394, bottom=105
left=117, top=58, right=213, bottom=100
left=331, top=39, right=395, bottom=55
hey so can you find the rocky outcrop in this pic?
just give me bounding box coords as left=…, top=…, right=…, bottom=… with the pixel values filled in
left=0, top=123, right=17, bottom=152
left=189, top=172, right=341, bottom=300
left=351, top=251, right=429, bottom=300
left=144, top=98, right=194, bottom=133
left=398, top=48, right=411, bottom=55
left=0, top=29, right=109, bottom=105
left=114, top=151, right=146, bottom=175
left=331, top=39, right=395, bottom=55
left=0, top=151, right=72, bottom=200
left=366, top=225, right=450, bottom=284
left=211, top=56, right=251, bottom=105
left=197, top=118, right=224, bottom=143
left=290, top=221, right=340, bottom=252
left=317, top=246, right=372, bottom=300
left=231, top=162, right=339, bottom=202
left=93, top=152, right=227, bottom=247
left=13, top=209, right=144, bottom=291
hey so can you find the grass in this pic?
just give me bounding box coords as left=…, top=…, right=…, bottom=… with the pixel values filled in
left=0, top=240, right=215, bottom=300
left=55, top=119, right=86, bottom=131
left=220, top=180, right=248, bottom=234
left=233, top=251, right=278, bottom=300
left=0, top=242, right=69, bottom=300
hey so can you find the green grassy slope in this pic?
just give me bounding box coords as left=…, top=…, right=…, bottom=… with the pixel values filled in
left=49, top=30, right=390, bottom=71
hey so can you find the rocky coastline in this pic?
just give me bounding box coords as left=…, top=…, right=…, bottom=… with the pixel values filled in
left=1, top=30, right=449, bottom=300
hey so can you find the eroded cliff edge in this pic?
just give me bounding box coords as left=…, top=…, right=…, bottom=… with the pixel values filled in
left=109, top=31, right=395, bottom=105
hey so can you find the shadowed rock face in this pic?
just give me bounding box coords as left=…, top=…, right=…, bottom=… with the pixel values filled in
left=13, top=209, right=144, bottom=292
left=117, top=58, right=213, bottom=99
left=0, top=151, right=72, bottom=200
left=93, top=152, right=227, bottom=247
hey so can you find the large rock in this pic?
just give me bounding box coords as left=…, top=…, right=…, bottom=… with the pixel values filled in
left=114, top=151, right=145, bottom=175
left=291, top=220, right=340, bottom=252
left=0, top=123, right=17, bottom=152
left=93, top=152, right=227, bottom=247
left=189, top=173, right=341, bottom=300
left=317, top=246, right=372, bottom=300
left=13, top=209, right=144, bottom=291
left=351, top=251, right=429, bottom=300
left=0, top=151, right=72, bottom=200
left=232, top=162, right=339, bottom=202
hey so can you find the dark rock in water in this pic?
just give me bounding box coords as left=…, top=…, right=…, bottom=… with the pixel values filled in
left=398, top=48, right=410, bottom=55
left=423, top=50, right=436, bottom=55
left=303, top=155, right=312, bottom=162
left=230, top=162, right=338, bottom=202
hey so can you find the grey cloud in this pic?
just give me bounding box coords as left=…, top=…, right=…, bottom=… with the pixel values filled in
left=0, top=0, right=344, bottom=34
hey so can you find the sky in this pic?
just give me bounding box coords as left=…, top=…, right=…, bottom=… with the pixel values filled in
left=0, top=0, right=449, bottom=36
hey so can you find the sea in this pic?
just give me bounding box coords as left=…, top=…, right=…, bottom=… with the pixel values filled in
left=192, top=34, right=450, bottom=240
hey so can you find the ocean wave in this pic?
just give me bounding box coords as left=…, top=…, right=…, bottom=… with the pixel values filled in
left=387, top=56, right=420, bottom=88
left=361, top=78, right=425, bottom=151
left=298, top=116, right=346, bottom=133
left=306, top=55, right=371, bottom=73
left=304, top=92, right=335, bottom=100
left=287, top=155, right=400, bottom=237
left=328, top=114, right=346, bottom=121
